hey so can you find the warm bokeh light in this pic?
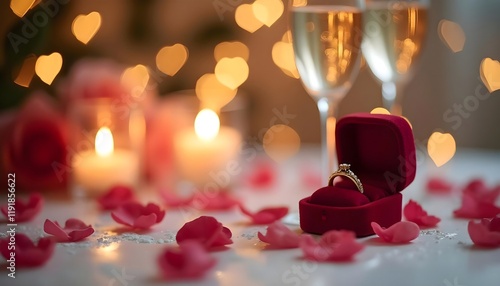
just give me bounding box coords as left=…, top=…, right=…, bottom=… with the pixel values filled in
left=95, top=127, right=114, bottom=157
left=235, top=3, right=264, bottom=33
left=252, top=0, right=284, bottom=28
left=35, top=52, right=62, bottom=85
left=214, top=57, right=249, bottom=90
left=427, top=131, right=456, bottom=167
left=263, top=124, right=301, bottom=162
left=72, top=12, right=102, bottom=44
left=10, top=0, right=35, bottom=17
left=129, top=110, right=146, bottom=149
left=14, top=54, right=37, bottom=87
left=194, top=109, right=220, bottom=142
left=196, top=73, right=237, bottom=110
left=370, top=107, right=391, bottom=115
left=214, top=41, right=249, bottom=62
left=438, top=20, right=465, bottom=53
left=480, top=57, right=500, bottom=93
left=272, top=41, right=300, bottom=79
left=292, top=0, right=307, bottom=7
left=156, top=43, right=189, bottom=76
left=121, top=64, right=150, bottom=97
left=281, top=30, right=292, bottom=43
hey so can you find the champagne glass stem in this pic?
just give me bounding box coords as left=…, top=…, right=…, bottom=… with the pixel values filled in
left=317, top=97, right=338, bottom=182
left=382, top=81, right=404, bottom=116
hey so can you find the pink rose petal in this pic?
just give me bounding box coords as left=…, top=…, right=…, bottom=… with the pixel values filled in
left=176, top=216, right=232, bottom=250
left=0, top=233, right=55, bottom=267
left=1, top=193, right=43, bottom=222
left=257, top=221, right=300, bottom=249
left=246, top=161, right=276, bottom=189
left=44, top=218, right=94, bottom=242
left=239, top=205, right=288, bottom=225
left=453, top=180, right=500, bottom=219
left=371, top=221, right=420, bottom=243
left=97, top=186, right=135, bottom=210
left=158, top=240, right=216, bottom=280
left=191, top=191, right=240, bottom=211
left=426, top=177, right=454, bottom=194
left=299, top=230, right=364, bottom=262
left=111, top=202, right=165, bottom=229
left=467, top=215, right=500, bottom=247
left=403, top=200, right=441, bottom=227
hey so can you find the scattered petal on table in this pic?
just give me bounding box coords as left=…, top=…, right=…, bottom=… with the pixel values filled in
left=176, top=216, right=232, bottom=250
left=191, top=191, right=240, bottom=211
left=467, top=215, right=500, bottom=247
left=404, top=200, right=441, bottom=227
left=1, top=193, right=43, bottom=222
left=111, top=202, right=165, bottom=229
left=257, top=221, right=300, bottom=249
left=158, top=240, right=216, bottom=280
left=299, top=230, right=364, bottom=262
left=0, top=233, right=55, bottom=267
left=44, top=218, right=94, bottom=242
left=239, top=204, right=288, bottom=225
left=246, top=161, right=276, bottom=189
left=453, top=180, right=500, bottom=219
left=97, top=186, right=135, bottom=210
left=426, top=177, right=453, bottom=194
left=371, top=221, right=420, bottom=244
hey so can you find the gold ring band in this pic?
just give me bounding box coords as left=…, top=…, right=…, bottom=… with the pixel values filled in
left=328, top=163, right=364, bottom=193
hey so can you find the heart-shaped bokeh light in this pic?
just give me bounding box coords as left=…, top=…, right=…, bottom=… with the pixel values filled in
left=214, top=41, right=249, bottom=62
left=427, top=132, right=456, bottom=167
left=72, top=12, right=102, bottom=44
left=156, top=44, right=188, bottom=76
left=196, top=73, right=237, bottom=111
left=121, top=64, right=150, bottom=97
left=252, top=0, right=284, bottom=27
left=438, top=19, right=465, bottom=53
left=35, top=52, right=63, bottom=85
left=480, top=58, right=500, bottom=93
left=214, top=57, right=249, bottom=90
left=235, top=3, right=264, bottom=33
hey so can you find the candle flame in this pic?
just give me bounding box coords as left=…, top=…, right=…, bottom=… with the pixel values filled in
left=195, top=109, right=219, bottom=142
left=95, top=127, right=114, bottom=157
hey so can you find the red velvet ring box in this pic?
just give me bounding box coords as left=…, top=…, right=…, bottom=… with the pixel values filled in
left=299, top=113, right=416, bottom=237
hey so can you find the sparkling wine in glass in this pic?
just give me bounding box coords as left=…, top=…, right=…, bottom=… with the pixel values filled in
left=291, top=0, right=364, bottom=182
left=362, top=0, right=428, bottom=115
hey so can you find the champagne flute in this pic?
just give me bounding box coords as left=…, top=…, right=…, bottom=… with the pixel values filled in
left=291, top=0, right=365, bottom=182
left=362, top=0, right=428, bottom=115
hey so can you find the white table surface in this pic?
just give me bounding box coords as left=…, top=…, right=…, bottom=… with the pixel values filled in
left=1, top=147, right=500, bottom=286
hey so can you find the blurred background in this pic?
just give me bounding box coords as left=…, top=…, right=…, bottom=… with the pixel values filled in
left=1, top=0, right=500, bottom=150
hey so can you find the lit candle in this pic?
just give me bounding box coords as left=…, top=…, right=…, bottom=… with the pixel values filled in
left=72, top=127, right=140, bottom=195
left=174, top=109, right=242, bottom=185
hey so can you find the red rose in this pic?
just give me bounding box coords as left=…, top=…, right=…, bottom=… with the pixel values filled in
left=1, top=93, right=68, bottom=190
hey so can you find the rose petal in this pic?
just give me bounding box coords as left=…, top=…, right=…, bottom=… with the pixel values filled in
left=0, top=233, right=55, bottom=268
left=176, top=216, right=232, bottom=250
left=468, top=216, right=500, bottom=247
left=257, top=221, right=300, bottom=249
left=111, top=202, right=165, bottom=229
left=403, top=200, right=441, bottom=227
left=44, top=218, right=94, bottom=242
left=1, top=193, right=44, bottom=222
left=158, top=240, right=216, bottom=280
left=246, top=161, right=275, bottom=189
left=426, top=177, right=454, bottom=194
left=97, top=186, right=135, bottom=210
left=371, top=221, right=420, bottom=243
left=299, top=231, right=364, bottom=262
left=191, top=191, right=239, bottom=211
left=453, top=191, right=500, bottom=219
left=239, top=205, right=288, bottom=225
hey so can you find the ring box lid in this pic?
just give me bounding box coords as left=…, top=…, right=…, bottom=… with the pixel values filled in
left=335, top=113, right=416, bottom=196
